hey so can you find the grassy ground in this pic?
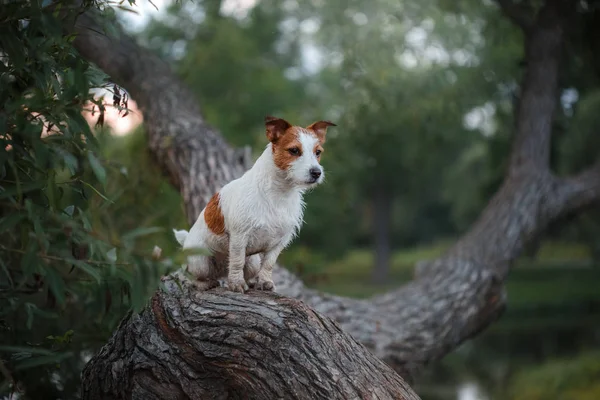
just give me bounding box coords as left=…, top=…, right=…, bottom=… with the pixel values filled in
left=289, top=240, right=596, bottom=299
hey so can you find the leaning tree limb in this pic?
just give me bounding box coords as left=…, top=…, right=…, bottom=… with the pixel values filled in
left=81, top=285, right=419, bottom=400
left=71, top=0, right=600, bottom=396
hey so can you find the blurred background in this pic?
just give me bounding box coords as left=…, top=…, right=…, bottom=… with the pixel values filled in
left=2, top=0, right=600, bottom=399
left=108, top=0, right=600, bottom=398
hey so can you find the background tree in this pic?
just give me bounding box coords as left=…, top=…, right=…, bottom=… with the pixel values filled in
left=74, top=0, right=600, bottom=396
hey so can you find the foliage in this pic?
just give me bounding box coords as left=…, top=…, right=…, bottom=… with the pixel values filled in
left=509, top=352, right=600, bottom=400
left=134, top=0, right=600, bottom=265
left=134, top=0, right=556, bottom=268
left=307, top=241, right=596, bottom=297
left=95, top=127, right=187, bottom=256
left=0, top=1, right=180, bottom=397
left=139, top=0, right=309, bottom=149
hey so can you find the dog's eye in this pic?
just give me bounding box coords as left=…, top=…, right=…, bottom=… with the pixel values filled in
left=288, top=147, right=300, bottom=156
left=315, top=149, right=322, bottom=156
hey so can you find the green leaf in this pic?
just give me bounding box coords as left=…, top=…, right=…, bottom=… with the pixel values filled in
left=46, top=170, right=57, bottom=210
left=78, top=207, right=93, bottom=230
left=45, top=268, right=66, bottom=305
left=58, top=149, right=79, bottom=176
left=85, top=65, right=109, bottom=87
left=25, top=303, right=34, bottom=330
left=1, top=27, right=26, bottom=69
left=0, top=259, right=13, bottom=288
left=79, top=180, right=113, bottom=203
left=0, top=180, right=46, bottom=200
left=0, top=113, right=6, bottom=134
left=15, top=352, right=72, bottom=371
left=63, top=205, right=75, bottom=216
left=0, top=346, right=54, bottom=356
left=32, top=213, right=49, bottom=252
left=87, top=151, right=106, bottom=186
left=0, top=213, right=24, bottom=233
left=71, top=260, right=101, bottom=283
left=26, top=302, right=57, bottom=320
left=20, top=242, right=39, bottom=286
left=122, top=227, right=164, bottom=241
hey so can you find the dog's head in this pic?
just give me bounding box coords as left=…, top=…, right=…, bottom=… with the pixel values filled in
left=265, top=116, right=336, bottom=187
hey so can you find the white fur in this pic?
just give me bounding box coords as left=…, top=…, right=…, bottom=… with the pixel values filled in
left=173, top=134, right=324, bottom=293
left=173, top=229, right=188, bottom=246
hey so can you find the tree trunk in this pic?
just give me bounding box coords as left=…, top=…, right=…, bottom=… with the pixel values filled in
left=372, top=181, right=392, bottom=284
left=70, top=0, right=600, bottom=397
left=81, top=285, right=419, bottom=400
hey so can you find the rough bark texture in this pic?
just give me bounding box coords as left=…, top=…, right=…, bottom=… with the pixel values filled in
left=73, top=0, right=600, bottom=397
left=81, top=286, right=419, bottom=400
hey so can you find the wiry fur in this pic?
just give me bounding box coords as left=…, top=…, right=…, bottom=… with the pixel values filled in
left=173, top=117, right=335, bottom=293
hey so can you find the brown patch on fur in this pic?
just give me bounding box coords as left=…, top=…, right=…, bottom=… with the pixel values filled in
left=265, top=116, right=292, bottom=143
left=306, top=120, right=337, bottom=144
left=204, top=193, right=225, bottom=235
left=272, top=127, right=303, bottom=170
left=264, top=116, right=336, bottom=170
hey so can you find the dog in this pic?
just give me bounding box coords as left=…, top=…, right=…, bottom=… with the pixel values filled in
left=173, top=116, right=336, bottom=293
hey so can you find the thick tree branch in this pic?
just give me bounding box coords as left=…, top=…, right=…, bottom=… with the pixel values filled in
left=560, top=159, right=600, bottom=213
left=508, top=0, right=569, bottom=176
left=81, top=287, right=420, bottom=400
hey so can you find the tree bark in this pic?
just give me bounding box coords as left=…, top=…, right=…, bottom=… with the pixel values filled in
left=81, top=285, right=419, bottom=400
left=72, top=0, right=600, bottom=397
left=372, top=181, right=392, bottom=284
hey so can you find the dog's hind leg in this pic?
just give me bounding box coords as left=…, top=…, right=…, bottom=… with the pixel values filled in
left=183, top=254, right=220, bottom=291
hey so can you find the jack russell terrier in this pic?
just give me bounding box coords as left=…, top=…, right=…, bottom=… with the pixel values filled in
left=173, top=116, right=336, bottom=293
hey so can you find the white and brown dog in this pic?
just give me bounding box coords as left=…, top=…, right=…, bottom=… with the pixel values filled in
left=173, top=116, right=336, bottom=293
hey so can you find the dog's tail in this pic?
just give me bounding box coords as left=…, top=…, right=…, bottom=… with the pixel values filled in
left=173, top=229, right=189, bottom=246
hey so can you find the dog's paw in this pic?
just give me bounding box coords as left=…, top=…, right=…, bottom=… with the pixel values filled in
left=253, top=278, right=274, bottom=291
left=227, top=278, right=248, bottom=293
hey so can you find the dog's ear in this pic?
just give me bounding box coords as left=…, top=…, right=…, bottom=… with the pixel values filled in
left=307, top=120, right=336, bottom=143
left=265, top=116, right=292, bottom=143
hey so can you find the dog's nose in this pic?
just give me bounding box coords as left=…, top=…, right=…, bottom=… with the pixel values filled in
left=309, top=168, right=322, bottom=180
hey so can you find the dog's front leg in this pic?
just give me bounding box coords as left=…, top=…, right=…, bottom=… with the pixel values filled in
left=254, top=244, right=286, bottom=291
left=227, top=233, right=249, bottom=293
